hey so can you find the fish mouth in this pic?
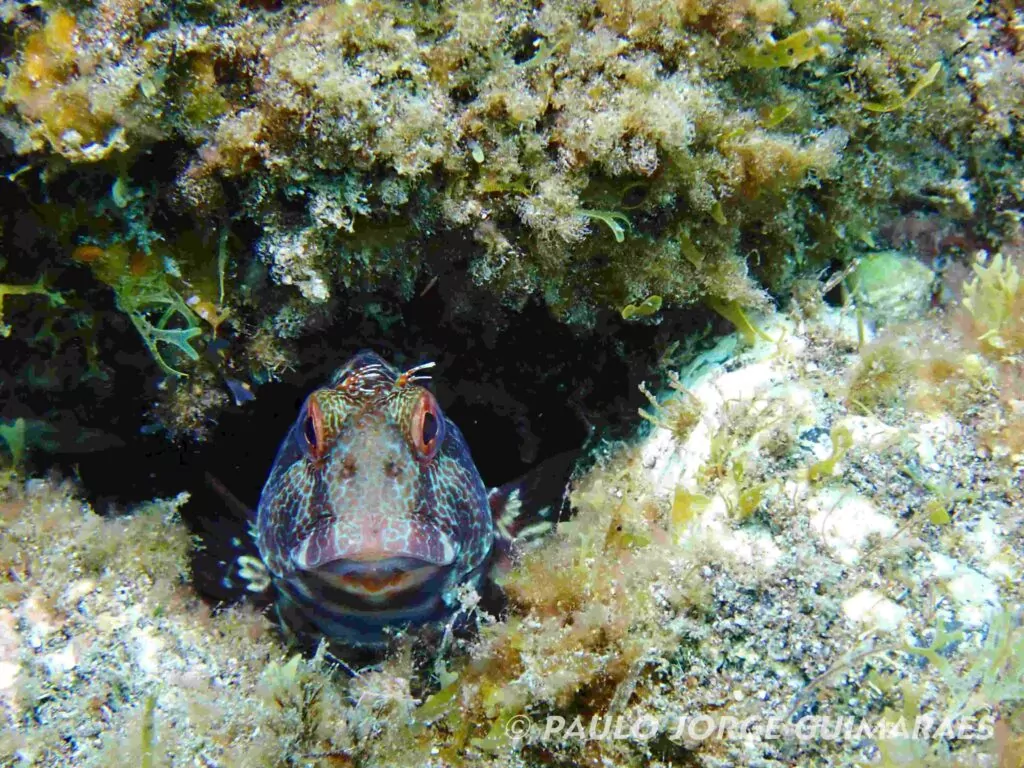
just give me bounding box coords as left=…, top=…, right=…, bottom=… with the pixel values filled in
left=311, top=556, right=447, bottom=601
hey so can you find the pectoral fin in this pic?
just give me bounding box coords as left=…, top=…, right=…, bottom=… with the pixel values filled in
left=488, top=450, right=578, bottom=575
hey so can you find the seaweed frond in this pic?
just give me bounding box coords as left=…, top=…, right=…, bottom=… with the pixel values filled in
left=962, top=251, right=1024, bottom=361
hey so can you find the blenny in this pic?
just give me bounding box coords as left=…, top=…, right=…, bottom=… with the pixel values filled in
left=237, top=350, right=567, bottom=648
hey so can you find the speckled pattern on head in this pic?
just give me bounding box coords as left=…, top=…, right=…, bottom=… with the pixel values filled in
left=255, top=350, right=495, bottom=646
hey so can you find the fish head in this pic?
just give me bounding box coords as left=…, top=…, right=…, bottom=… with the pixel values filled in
left=254, top=351, right=494, bottom=644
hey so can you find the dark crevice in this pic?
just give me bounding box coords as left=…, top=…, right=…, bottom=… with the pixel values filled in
left=0, top=165, right=709, bottom=606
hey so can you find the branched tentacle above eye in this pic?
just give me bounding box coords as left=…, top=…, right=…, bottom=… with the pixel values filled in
left=396, top=360, right=436, bottom=387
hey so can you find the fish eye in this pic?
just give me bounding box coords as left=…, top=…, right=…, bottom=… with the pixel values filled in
left=300, top=396, right=326, bottom=459
left=422, top=410, right=438, bottom=445
left=411, top=391, right=445, bottom=462
left=303, top=414, right=318, bottom=448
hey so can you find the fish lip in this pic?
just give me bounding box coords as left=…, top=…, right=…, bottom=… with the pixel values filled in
left=316, top=555, right=442, bottom=578
left=311, top=556, right=448, bottom=597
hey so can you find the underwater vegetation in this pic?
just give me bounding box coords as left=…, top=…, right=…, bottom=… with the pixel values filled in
left=0, top=0, right=1023, bottom=764
left=0, top=0, right=1021, bottom=436
left=2, top=248, right=1023, bottom=766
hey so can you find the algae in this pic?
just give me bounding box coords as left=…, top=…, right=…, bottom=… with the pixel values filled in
left=2, top=289, right=1023, bottom=766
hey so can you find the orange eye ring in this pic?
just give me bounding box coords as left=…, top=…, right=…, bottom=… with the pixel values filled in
left=301, top=395, right=326, bottom=460
left=411, top=390, right=445, bottom=462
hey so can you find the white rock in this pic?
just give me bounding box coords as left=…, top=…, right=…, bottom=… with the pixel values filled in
left=911, top=415, right=961, bottom=470
left=838, top=415, right=901, bottom=451
left=842, top=589, right=907, bottom=631
left=0, top=661, right=19, bottom=692
left=806, top=488, right=896, bottom=565
left=644, top=358, right=786, bottom=497
left=927, top=552, right=1001, bottom=628
left=44, top=642, right=78, bottom=681
left=968, top=513, right=1014, bottom=582
left=134, top=627, right=167, bottom=676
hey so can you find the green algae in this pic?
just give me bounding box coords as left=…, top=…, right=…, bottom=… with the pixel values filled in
left=706, top=298, right=773, bottom=345
left=806, top=423, right=854, bottom=482
left=738, top=25, right=843, bottom=69
left=863, top=62, right=943, bottom=113
left=574, top=209, right=631, bottom=243
left=0, top=418, right=27, bottom=468
left=963, top=252, right=1024, bottom=360
left=0, top=280, right=64, bottom=338
left=115, top=276, right=203, bottom=378
left=621, top=294, right=662, bottom=320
